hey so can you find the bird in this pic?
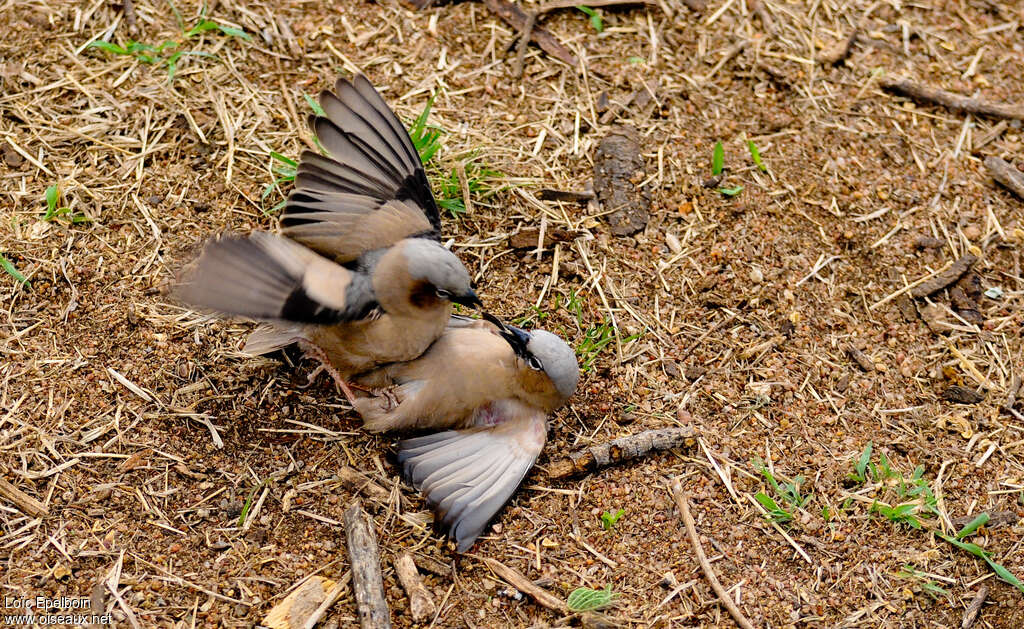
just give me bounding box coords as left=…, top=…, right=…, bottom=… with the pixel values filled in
left=352, top=314, right=580, bottom=551
left=175, top=75, right=482, bottom=401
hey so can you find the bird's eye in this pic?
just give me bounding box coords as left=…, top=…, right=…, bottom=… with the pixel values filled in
left=435, top=288, right=452, bottom=299
left=527, top=356, right=543, bottom=371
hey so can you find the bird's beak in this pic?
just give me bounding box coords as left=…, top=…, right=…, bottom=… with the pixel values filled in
left=483, top=312, right=531, bottom=358
left=451, top=289, right=482, bottom=309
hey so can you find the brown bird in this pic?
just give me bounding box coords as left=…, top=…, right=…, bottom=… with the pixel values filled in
left=353, top=314, right=579, bottom=551
left=176, top=75, right=481, bottom=401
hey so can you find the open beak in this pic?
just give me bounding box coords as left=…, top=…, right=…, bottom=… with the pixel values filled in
left=451, top=288, right=482, bottom=309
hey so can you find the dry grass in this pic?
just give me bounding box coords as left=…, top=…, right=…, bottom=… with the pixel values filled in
left=2, top=0, right=1023, bottom=626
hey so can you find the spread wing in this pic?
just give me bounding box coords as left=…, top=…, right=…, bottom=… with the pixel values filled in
left=175, top=232, right=377, bottom=324
left=396, top=412, right=547, bottom=552
left=281, top=74, right=441, bottom=263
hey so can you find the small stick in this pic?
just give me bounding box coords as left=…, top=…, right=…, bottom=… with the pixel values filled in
left=680, top=0, right=707, bottom=11
left=984, top=156, right=1024, bottom=200
left=483, top=558, right=568, bottom=612
left=846, top=346, right=874, bottom=372
left=961, top=585, right=988, bottom=629
left=514, top=11, right=536, bottom=79
left=538, top=0, right=657, bottom=12
left=343, top=501, right=392, bottom=629
left=546, top=426, right=696, bottom=480
left=301, top=577, right=350, bottom=629
left=909, top=254, right=978, bottom=298
left=0, top=478, right=48, bottom=518
left=1003, top=377, right=1022, bottom=413
left=670, top=480, right=755, bottom=629
left=483, top=0, right=578, bottom=68
left=334, top=466, right=392, bottom=507
left=537, top=189, right=595, bottom=203
left=394, top=552, right=436, bottom=622
left=880, top=77, right=1024, bottom=121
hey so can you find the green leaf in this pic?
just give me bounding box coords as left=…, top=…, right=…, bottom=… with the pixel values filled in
left=988, top=559, right=1024, bottom=594
left=216, top=25, right=252, bottom=40
left=712, top=141, right=724, bottom=176
left=718, top=186, right=743, bottom=196
left=87, top=40, right=128, bottom=55
left=956, top=512, right=989, bottom=539
left=754, top=492, right=779, bottom=512
left=45, top=184, right=59, bottom=213
left=600, top=508, right=625, bottom=530
left=566, top=585, right=617, bottom=612
left=747, top=140, right=766, bottom=172
left=303, top=93, right=327, bottom=117
left=577, top=6, right=603, bottom=32
left=0, top=253, right=29, bottom=286
left=855, top=442, right=872, bottom=479
left=183, top=19, right=219, bottom=38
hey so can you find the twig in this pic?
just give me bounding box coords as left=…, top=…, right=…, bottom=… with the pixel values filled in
left=513, top=11, right=536, bottom=79
left=343, top=501, right=392, bottom=629
left=483, top=558, right=568, bottom=612
left=846, top=346, right=875, bottom=372
left=483, top=0, right=578, bottom=68
left=880, top=77, right=1024, bottom=120
left=680, top=0, right=706, bottom=11
left=539, top=0, right=657, bottom=12
left=546, top=426, right=696, bottom=479
left=0, top=478, right=48, bottom=517
left=394, top=553, right=436, bottom=622
left=334, top=466, right=392, bottom=506
left=669, top=480, right=755, bottom=629
left=984, top=156, right=1024, bottom=200
left=301, top=577, right=350, bottom=629
left=961, top=585, right=988, bottom=629
left=538, top=188, right=595, bottom=203
left=909, top=254, right=978, bottom=298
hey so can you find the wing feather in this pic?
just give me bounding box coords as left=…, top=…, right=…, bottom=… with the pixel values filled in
left=397, top=412, right=547, bottom=552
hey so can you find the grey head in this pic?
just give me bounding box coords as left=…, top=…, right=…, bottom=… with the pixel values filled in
left=402, top=239, right=481, bottom=308
left=483, top=314, right=580, bottom=401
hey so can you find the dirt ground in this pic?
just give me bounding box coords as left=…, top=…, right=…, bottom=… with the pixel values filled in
left=2, top=0, right=1024, bottom=627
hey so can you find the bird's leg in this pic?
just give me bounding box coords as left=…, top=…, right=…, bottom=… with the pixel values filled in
left=375, top=386, right=400, bottom=411
left=298, top=341, right=359, bottom=406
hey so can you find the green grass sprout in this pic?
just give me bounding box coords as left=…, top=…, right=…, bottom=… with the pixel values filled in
left=848, top=442, right=873, bottom=483
left=600, top=508, right=625, bottom=530
left=712, top=141, right=724, bottom=176
left=86, top=17, right=249, bottom=81
left=408, top=94, right=443, bottom=165
left=303, top=93, right=327, bottom=117
left=956, top=512, right=989, bottom=539
left=42, top=185, right=90, bottom=223
left=566, top=585, right=618, bottom=612
left=718, top=185, right=743, bottom=197
left=1, top=253, right=29, bottom=286
left=577, top=6, right=604, bottom=32
left=747, top=140, right=766, bottom=172
left=260, top=152, right=298, bottom=214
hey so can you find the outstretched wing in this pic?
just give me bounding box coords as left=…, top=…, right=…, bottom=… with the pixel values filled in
left=281, top=75, right=441, bottom=263
left=175, top=232, right=377, bottom=324
left=397, top=411, right=547, bottom=552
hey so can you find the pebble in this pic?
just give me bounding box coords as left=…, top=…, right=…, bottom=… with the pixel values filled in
left=750, top=267, right=764, bottom=283
left=665, top=232, right=682, bottom=254
left=963, top=224, right=981, bottom=240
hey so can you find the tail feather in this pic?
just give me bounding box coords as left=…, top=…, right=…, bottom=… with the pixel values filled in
left=243, top=323, right=306, bottom=355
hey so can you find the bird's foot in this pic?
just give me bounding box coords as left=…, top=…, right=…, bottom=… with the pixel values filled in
left=299, top=341, right=359, bottom=406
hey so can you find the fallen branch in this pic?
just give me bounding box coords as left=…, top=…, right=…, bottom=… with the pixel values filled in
left=670, top=480, right=755, bottom=629
left=344, top=501, right=392, bottom=629
left=984, top=156, right=1024, bottom=200
left=0, top=478, right=48, bottom=518
left=880, top=77, right=1024, bottom=121
left=483, top=558, right=567, bottom=612
left=961, top=585, right=988, bottom=629
left=546, top=426, right=696, bottom=480
left=394, top=552, right=436, bottom=622
left=483, top=0, right=578, bottom=68
left=909, top=254, right=977, bottom=298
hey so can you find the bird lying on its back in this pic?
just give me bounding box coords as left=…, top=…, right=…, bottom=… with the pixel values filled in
left=354, top=314, right=580, bottom=551
left=175, top=75, right=481, bottom=401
